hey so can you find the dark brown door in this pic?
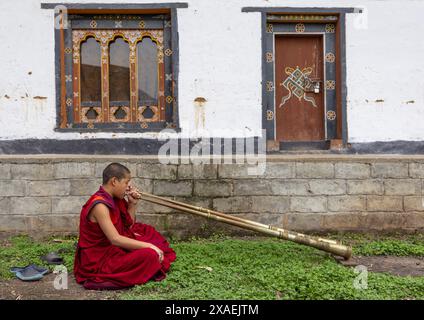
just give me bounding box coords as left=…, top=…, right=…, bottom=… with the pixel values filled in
left=275, top=35, right=325, bottom=141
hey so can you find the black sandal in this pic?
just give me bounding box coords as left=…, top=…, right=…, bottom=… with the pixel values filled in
left=40, top=252, right=64, bottom=265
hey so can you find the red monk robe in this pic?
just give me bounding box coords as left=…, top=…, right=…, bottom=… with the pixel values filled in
left=74, top=186, right=176, bottom=290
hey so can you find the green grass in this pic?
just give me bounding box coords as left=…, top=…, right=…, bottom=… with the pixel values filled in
left=0, top=235, right=76, bottom=280
left=330, top=232, right=424, bottom=256
left=1, top=233, right=423, bottom=300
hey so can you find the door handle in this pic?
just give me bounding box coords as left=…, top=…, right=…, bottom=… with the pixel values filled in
left=304, top=80, right=321, bottom=93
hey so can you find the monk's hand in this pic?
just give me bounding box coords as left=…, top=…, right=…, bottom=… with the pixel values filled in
left=150, top=244, right=164, bottom=263
left=126, top=186, right=141, bottom=205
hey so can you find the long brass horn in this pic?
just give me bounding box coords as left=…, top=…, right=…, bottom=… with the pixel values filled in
left=133, top=191, right=352, bottom=260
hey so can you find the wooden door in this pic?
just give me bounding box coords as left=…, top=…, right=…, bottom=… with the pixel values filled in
left=275, top=35, right=325, bottom=141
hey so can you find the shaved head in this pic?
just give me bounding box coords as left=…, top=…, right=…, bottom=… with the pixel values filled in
left=102, top=163, right=131, bottom=185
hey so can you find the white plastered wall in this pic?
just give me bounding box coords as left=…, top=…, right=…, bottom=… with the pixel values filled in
left=0, top=0, right=423, bottom=142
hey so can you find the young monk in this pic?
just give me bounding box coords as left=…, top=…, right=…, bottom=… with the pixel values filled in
left=74, top=162, right=176, bottom=290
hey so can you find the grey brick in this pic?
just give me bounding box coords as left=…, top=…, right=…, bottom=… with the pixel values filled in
left=94, top=162, right=111, bottom=178
left=290, top=197, right=327, bottom=212
left=270, top=179, right=310, bottom=195
left=0, top=197, right=10, bottom=214
left=27, top=180, right=71, bottom=196
left=335, top=163, right=370, bottom=179
left=153, top=180, right=193, bottom=196
left=0, top=215, right=28, bottom=231
left=130, top=178, right=153, bottom=194
left=347, top=180, right=383, bottom=195
left=165, top=213, right=211, bottom=238
left=137, top=163, right=177, bottom=180
left=52, top=196, right=87, bottom=214
left=11, top=163, right=54, bottom=180
left=26, top=215, right=50, bottom=232
left=371, top=162, right=408, bottom=178
left=328, top=196, right=366, bottom=212
left=10, top=197, right=51, bottom=214
left=28, top=214, right=79, bottom=233
left=120, top=162, right=138, bottom=177
left=0, top=164, right=11, bottom=179
left=358, top=212, right=407, bottom=231
left=178, top=164, right=217, bottom=179
left=219, top=163, right=295, bottom=179
left=404, top=212, right=424, bottom=230
left=409, top=163, right=424, bottom=178
left=404, top=197, right=424, bottom=211
left=262, top=163, right=296, bottom=178
left=296, top=163, right=334, bottom=178
left=233, top=179, right=272, bottom=196
left=70, top=179, right=102, bottom=196
left=384, top=179, right=421, bottom=195
left=321, top=213, right=360, bottom=231
left=134, top=213, right=168, bottom=231
left=46, top=214, right=79, bottom=232
left=218, top=164, right=249, bottom=179
left=251, top=196, right=290, bottom=213
left=367, top=196, right=403, bottom=211
left=308, top=180, right=346, bottom=195
left=194, top=180, right=232, bottom=197
left=284, top=213, right=322, bottom=231
left=55, top=162, right=94, bottom=178
left=213, top=197, right=252, bottom=213
left=0, top=180, right=26, bottom=196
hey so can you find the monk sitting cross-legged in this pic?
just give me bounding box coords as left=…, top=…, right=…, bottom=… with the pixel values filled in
left=74, top=162, right=176, bottom=290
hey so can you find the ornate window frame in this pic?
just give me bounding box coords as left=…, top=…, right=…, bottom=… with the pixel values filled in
left=41, top=3, right=188, bottom=132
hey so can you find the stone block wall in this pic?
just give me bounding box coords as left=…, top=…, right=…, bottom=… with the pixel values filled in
left=1, top=155, right=424, bottom=238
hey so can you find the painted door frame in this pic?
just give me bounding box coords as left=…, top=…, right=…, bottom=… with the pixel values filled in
left=272, top=31, right=327, bottom=141
left=242, top=7, right=358, bottom=150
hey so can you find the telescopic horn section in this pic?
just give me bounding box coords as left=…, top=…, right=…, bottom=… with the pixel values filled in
left=134, top=190, right=352, bottom=260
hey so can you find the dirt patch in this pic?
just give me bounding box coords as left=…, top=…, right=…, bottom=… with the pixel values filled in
left=0, top=273, right=126, bottom=300
left=337, top=255, right=424, bottom=277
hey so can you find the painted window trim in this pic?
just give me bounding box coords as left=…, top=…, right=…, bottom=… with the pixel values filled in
left=70, top=26, right=167, bottom=127
left=41, top=3, right=189, bottom=10
left=41, top=3, right=188, bottom=133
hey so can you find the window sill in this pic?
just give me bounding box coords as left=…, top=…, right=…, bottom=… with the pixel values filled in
left=54, top=123, right=180, bottom=133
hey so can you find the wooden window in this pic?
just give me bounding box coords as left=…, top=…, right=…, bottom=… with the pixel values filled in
left=58, top=14, right=175, bottom=131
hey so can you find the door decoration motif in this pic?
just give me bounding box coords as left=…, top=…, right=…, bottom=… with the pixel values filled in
left=279, top=66, right=318, bottom=108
